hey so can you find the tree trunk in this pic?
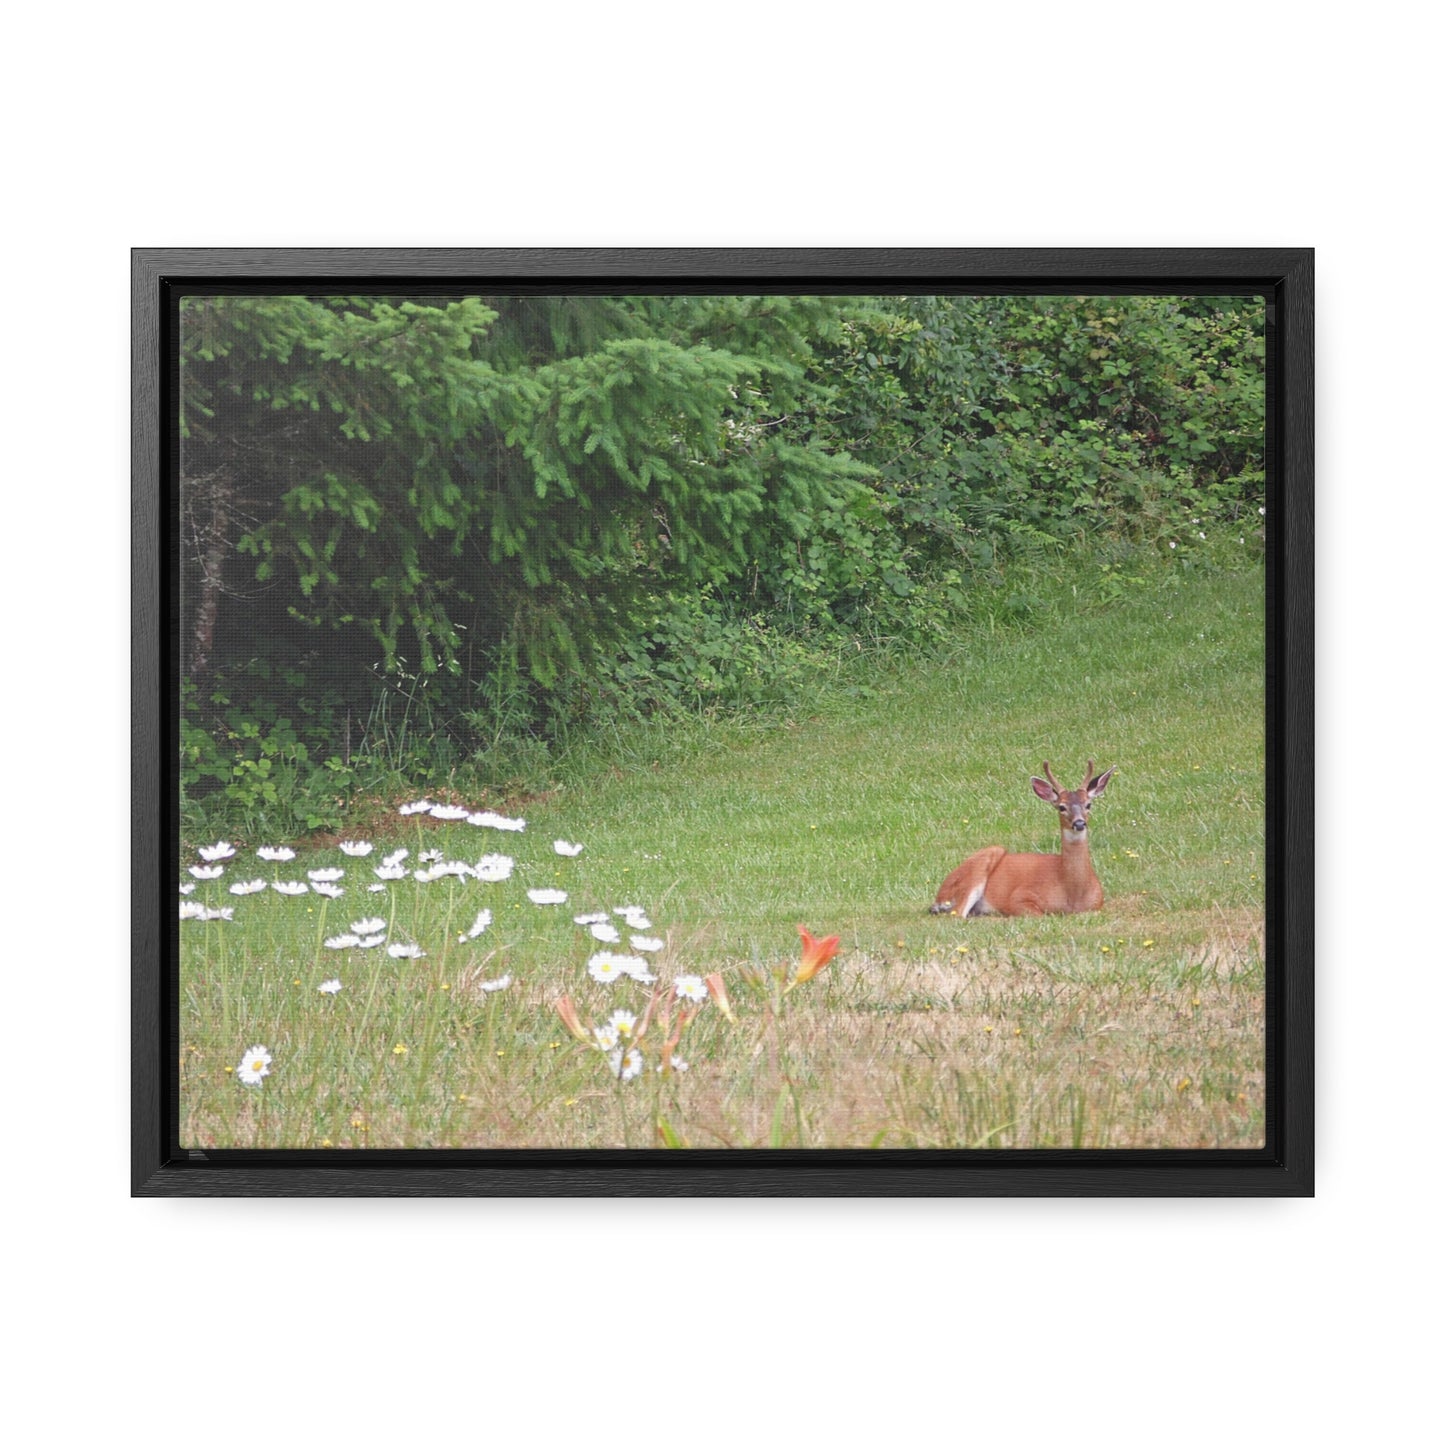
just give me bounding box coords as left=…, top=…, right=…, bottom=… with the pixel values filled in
left=187, top=467, right=233, bottom=679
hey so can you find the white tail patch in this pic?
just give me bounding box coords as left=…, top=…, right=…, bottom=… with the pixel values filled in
left=960, top=881, right=989, bottom=917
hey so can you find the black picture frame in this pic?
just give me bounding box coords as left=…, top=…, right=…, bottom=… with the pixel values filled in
left=134, top=247, right=1313, bottom=1197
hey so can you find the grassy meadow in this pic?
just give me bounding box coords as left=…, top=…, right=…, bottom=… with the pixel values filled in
left=179, top=548, right=1266, bottom=1150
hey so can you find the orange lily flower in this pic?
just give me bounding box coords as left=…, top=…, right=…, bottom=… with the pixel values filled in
left=786, top=925, right=841, bottom=993
left=703, top=972, right=737, bottom=1023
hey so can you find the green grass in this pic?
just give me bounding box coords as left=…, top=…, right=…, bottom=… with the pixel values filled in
left=180, top=549, right=1265, bottom=1150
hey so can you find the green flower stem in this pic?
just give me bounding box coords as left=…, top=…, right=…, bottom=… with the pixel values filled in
left=350, top=953, right=387, bottom=1082
left=438, top=883, right=458, bottom=972
left=213, top=911, right=231, bottom=1042
left=615, top=1071, right=632, bottom=1149
left=311, top=896, right=330, bottom=969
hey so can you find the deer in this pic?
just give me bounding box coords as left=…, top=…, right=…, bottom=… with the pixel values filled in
left=930, top=761, right=1116, bottom=918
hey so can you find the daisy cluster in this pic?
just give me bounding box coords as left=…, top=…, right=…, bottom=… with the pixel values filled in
left=574, top=901, right=668, bottom=986
left=556, top=964, right=714, bottom=1081
left=183, top=803, right=611, bottom=1090
left=395, top=800, right=527, bottom=831
left=559, top=901, right=733, bottom=1081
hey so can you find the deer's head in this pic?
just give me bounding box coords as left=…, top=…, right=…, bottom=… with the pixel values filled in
left=1031, top=760, right=1115, bottom=834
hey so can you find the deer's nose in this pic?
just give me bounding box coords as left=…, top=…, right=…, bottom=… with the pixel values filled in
left=1071, top=817, right=1088, bottom=831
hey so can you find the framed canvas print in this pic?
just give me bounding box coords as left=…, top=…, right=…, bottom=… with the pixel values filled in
left=133, top=248, right=1313, bottom=1196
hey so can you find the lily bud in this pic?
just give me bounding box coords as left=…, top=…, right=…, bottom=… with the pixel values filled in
left=703, top=972, right=737, bottom=1023
left=554, top=994, right=593, bottom=1044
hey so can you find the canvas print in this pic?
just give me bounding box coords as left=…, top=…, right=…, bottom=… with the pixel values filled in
left=176, top=291, right=1267, bottom=1151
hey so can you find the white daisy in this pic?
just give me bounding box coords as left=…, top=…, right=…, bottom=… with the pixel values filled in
left=609, top=1047, right=643, bottom=1082
left=367, top=884, right=388, bottom=893
left=199, top=842, right=236, bottom=863
left=228, top=878, right=268, bottom=896
left=237, top=1045, right=272, bottom=1086
left=587, top=953, right=627, bottom=984
left=179, top=882, right=196, bottom=895
left=184, top=905, right=234, bottom=922
left=553, top=840, right=584, bottom=857
left=592, top=1024, right=621, bottom=1051
left=589, top=922, right=622, bottom=943
left=381, top=848, right=409, bottom=868
left=614, top=906, right=652, bottom=930
left=373, top=864, right=407, bottom=881
left=339, top=840, right=374, bottom=856
left=527, top=888, right=568, bottom=905
left=179, top=901, right=208, bottom=920
left=433, top=860, right=476, bottom=879
left=630, top=935, right=665, bottom=952
left=618, top=956, right=657, bottom=984
left=256, top=846, right=296, bottom=862
left=674, top=976, right=708, bottom=1003
left=477, top=974, right=511, bottom=993
left=318, top=978, right=343, bottom=995
left=659, top=1057, right=689, bottom=1074
left=354, top=934, right=386, bottom=949
left=419, top=849, right=444, bottom=864
left=608, top=1009, right=637, bottom=1038
left=307, top=867, right=345, bottom=883
left=310, top=882, right=344, bottom=899
left=189, top=865, right=224, bottom=880
left=324, top=933, right=362, bottom=949
left=387, top=942, right=424, bottom=959
left=475, top=855, right=514, bottom=882
left=350, top=917, right=386, bottom=935
left=272, top=880, right=309, bottom=896
left=573, top=911, right=609, bottom=926
left=429, top=804, right=470, bottom=821
left=462, top=909, right=492, bottom=940
left=398, top=800, right=433, bottom=815
left=467, top=810, right=526, bottom=832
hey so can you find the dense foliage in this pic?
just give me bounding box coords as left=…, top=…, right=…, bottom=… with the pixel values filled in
left=179, top=292, right=1264, bottom=834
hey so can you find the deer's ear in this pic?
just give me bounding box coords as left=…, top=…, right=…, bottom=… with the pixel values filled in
left=1087, top=766, right=1116, bottom=797
left=1031, top=776, right=1058, bottom=802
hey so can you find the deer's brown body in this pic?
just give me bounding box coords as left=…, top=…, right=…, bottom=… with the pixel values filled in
left=931, top=761, right=1115, bottom=918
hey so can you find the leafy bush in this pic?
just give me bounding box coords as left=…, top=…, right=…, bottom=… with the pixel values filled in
left=181, top=677, right=355, bottom=837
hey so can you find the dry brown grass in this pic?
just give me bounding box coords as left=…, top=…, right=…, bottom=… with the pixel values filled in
left=390, top=907, right=1267, bottom=1151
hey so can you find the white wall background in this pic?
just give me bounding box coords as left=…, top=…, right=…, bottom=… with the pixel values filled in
left=3, top=3, right=1432, bottom=1439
